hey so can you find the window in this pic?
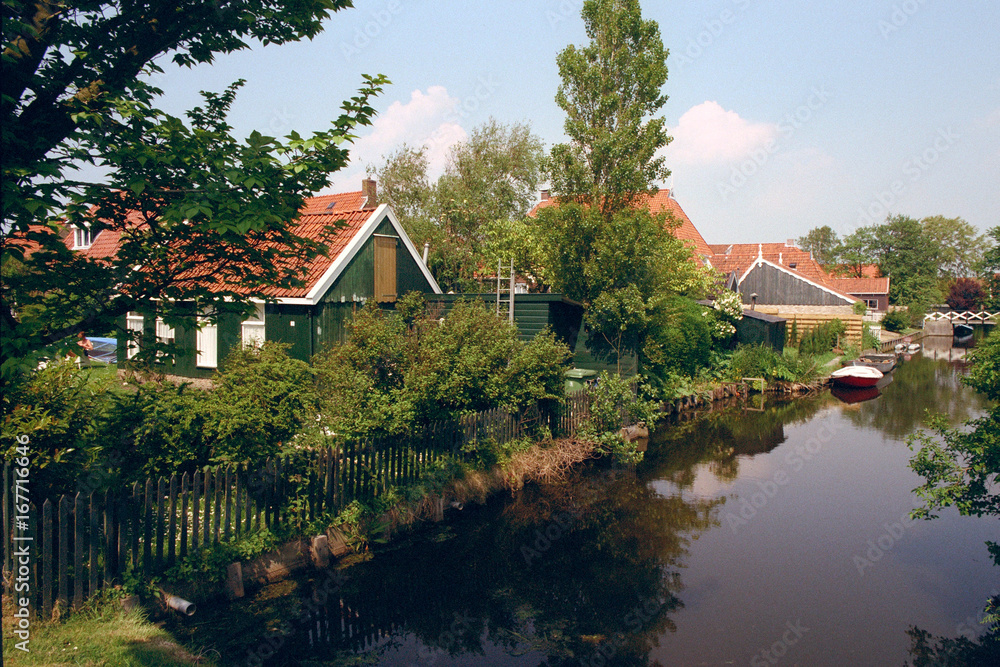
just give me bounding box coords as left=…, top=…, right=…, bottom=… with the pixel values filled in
left=73, top=226, right=93, bottom=249
left=155, top=317, right=175, bottom=344
left=866, top=299, right=879, bottom=310
left=196, top=316, right=218, bottom=368
left=242, top=303, right=266, bottom=347
left=126, top=312, right=143, bottom=359
left=374, top=235, right=397, bottom=303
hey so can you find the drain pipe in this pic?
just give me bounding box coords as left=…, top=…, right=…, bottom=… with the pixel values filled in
left=163, top=593, right=197, bottom=616
left=422, top=241, right=430, bottom=265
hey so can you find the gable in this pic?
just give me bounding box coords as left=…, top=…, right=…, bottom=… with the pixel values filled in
left=738, top=261, right=856, bottom=306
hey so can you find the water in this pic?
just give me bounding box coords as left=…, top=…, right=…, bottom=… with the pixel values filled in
left=175, top=351, right=997, bottom=666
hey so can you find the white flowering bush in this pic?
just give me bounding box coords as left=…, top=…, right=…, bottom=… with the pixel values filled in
left=708, top=290, right=744, bottom=339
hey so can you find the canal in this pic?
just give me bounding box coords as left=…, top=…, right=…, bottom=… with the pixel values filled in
left=173, top=349, right=997, bottom=666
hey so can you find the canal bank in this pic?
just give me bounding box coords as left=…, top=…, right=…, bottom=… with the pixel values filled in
left=160, top=350, right=997, bottom=666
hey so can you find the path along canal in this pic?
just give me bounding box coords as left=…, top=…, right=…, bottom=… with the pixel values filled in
left=173, top=349, right=998, bottom=666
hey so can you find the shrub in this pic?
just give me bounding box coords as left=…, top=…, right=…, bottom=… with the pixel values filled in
left=642, top=296, right=713, bottom=380
left=852, top=300, right=868, bottom=315
left=580, top=372, right=659, bottom=464
left=882, top=309, right=909, bottom=333
left=313, top=297, right=571, bottom=444
left=797, top=319, right=846, bottom=356
left=727, top=344, right=816, bottom=383
left=207, top=342, right=318, bottom=465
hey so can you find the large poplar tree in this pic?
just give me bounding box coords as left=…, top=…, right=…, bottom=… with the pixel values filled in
left=549, top=0, right=671, bottom=220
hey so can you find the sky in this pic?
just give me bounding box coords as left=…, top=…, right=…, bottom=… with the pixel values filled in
left=146, top=0, right=1000, bottom=246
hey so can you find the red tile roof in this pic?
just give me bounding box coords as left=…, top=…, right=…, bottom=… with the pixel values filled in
left=73, top=191, right=379, bottom=299
left=708, top=242, right=858, bottom=302
left=529, top=189, right=714, bottom=259
left=827, top=276, right=889, bottom=295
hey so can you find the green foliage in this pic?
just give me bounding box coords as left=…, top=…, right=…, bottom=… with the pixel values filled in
left=206, top=342, right=318, bottom=465
left=1, top=360, right=113, bottom=494
left=726, top=345, right=818, bottom=384
left=372, top=120, right=545, bottom=292
left=882, top=309, right=910, bottom=333
left=797, top=226, right=839, bottom=266
left=313, top=297, right=571, bottom=444
left=863, top=323, right=881, bottom=351
left=549, top=0, right=670, bottom=218
left=641, top=296, right=714, bottom=382
left=797, top=319, right=846, bottom=356
left=2, top=0, right=387, bottom=380
left=908, top=330, right=1000, bottom=566
left=579, top=372, right=659, bottom=465
left=921, top=215, right=986, bottom=279
left=853, top=300, right=868, bottom=315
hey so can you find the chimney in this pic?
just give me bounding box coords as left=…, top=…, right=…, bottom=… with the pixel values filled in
left=779, top=252, right=783, bottom=265
left=362, top=178, right=377, bottom=209
left=786, top=238, right=795, bottom=247
left=540, top=189, right=550, bottom=201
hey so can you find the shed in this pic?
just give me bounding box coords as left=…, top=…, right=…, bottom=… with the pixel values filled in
left=736, top=310, right=787, bottom=350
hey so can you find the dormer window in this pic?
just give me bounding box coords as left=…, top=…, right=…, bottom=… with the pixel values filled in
left=73, top=226, right=94, bottom=249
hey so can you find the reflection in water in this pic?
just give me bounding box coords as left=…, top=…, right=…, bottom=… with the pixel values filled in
left=172, top=350, right=995, bottom=666
left=840, top=352, right=989, bottom=439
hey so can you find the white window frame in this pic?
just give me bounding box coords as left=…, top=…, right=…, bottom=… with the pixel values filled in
left=73, top=226, right=93, bottom=250
left=155, top=317, right=176, bottom=344
left=196, top=316, right=218, bottom=368
left=241, top=303, right=266, bottom=348
left=125, top=312, right=143, bottom=359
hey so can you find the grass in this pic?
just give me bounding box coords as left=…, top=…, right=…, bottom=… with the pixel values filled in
left=2, top=596, right=215, bottom=667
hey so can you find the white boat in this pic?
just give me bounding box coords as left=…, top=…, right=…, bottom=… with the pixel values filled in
left=830, top=365, right=884, bottom=388
left=894, top=343, right=906, bottom=353
left=907, top=343, right=921, bottom=353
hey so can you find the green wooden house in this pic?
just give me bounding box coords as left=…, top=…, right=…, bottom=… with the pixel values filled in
left=114, top=183, right=441, bottom=378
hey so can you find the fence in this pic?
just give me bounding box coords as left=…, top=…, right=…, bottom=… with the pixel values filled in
left=2, top=399, right=593, bottom=619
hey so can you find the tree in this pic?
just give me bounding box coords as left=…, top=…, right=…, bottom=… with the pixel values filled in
left=872, top=215, right=942, bottom=310
left=829, top=225, right=877, bottom=278
left=1, top=1, right=387, bottom=379
left=921, top=215, right=985, bottom=279
left=549, top=0, right=671, bottom=220
left=797, top=225, right=839, bottom=266
left=370, top=119, right=545, bottom=292
left=946, top=278, right=986, bottom=311
left=977, top=227, right=1000, bottom=311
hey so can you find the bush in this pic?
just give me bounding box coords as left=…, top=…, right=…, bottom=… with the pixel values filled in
left=1, top=360, right=114, bottom=496
left=642, top=296, right=714, bottom=381
left=797, top=319, right=846, bottom=355
left=727, top=344, right=817, bottom=383
left=580, top=372, right=659, bottom=465
left=882, top=309, right=909, bottom=333
left=207, top=342, right=318, bottom=465
left=852, top=300, right=868, bottom=315
left=313, top=296, right=571, bottom=445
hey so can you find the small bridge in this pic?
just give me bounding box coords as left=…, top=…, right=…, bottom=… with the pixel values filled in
left=924, top=311, right=999, bottom=325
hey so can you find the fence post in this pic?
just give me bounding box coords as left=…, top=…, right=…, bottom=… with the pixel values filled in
left=224, top=466, right=233, bottom=543
left=192, top=470, right=201, bottom=553
left=42, top=499, right=52, bottom=619
left=180, top=473, right=189, bottom=560
left=89, top=492, right=99, bottom=599
left=168, top=474, right=178, bottom=566
left=58, top=495, right=69, bottom=614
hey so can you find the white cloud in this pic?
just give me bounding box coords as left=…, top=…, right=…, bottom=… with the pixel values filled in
left=666, top=101, right=778, bottom=165
left=326, top=86, right=469, bottom=192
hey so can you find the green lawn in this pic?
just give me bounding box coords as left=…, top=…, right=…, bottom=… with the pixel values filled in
left=3, top=598, right=215, bottom=667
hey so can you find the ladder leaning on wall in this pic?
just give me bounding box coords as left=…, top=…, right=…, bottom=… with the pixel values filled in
left=495, top=259, right=515, bottom=324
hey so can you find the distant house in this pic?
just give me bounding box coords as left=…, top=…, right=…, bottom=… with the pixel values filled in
left=708, top=242, right=858, bottom=308
left=71, top=181, right=442, bottom=378
left=826, top=265, right=890, bottom=312
left=529, top=188, right=714, bottom=263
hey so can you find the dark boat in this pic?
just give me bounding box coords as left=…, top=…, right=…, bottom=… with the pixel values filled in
left=844, top=353, right=896, bottom=374
left=832, top=384, right=880, bottom=404
left=953, top=323, right=974, bottom=340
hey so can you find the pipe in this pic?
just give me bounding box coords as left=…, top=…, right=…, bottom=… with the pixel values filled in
left=422, top=241, right=430, bottom=264
left=164, top=594, right=197, bottom=616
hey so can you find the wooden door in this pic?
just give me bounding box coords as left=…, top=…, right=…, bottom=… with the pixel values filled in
left=374, top=236, right=397, bottom=302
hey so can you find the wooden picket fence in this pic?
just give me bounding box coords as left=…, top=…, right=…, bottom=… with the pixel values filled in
left=2, top=400, right=591, bottom=619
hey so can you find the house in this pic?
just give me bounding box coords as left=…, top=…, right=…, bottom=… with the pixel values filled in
left=708, top=242, right=858, bottom=308
left=708, top=242, right=863, bottom=345
left=826, top=266, right=890, bottom=312
left=72, top=181, right=442, bottom=378
left=529, top=188, right=714, bottom=262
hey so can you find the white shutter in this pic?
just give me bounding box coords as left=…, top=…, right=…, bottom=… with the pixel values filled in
left=196, top=317, right=218, bottom=368
left=126, top=312, right=143, bottom=359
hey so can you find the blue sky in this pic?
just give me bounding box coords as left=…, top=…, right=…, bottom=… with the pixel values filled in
left=148, top=0, right=999, bottom=245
